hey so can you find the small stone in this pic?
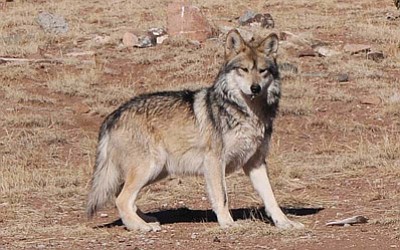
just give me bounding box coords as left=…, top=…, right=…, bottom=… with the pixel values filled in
left=156, top=35, right=169, bottom=44
left=37, top=244, right=46, bottom=249
left=360, top=96, right=381, bottom=105
left=367, top=51, right=385, bottom=62
left=238, top=10, right=257, bottom=25
left=122, top=32, right=139, bottom=47
left=213, top=236, right=221, bottom=243
left=279, top=31, right=310, bottom=46
left=36, top=11, right=68, bottom=34
left=314, top=46, right=341, bottom=57
left=343, top=44, right=371, bottom=55
left=136, top=35, right=156, bottom=48
left=147, top=28, right=169, bottom=44
left=191, top=233, right=197, bottom=239
left=343, top=223, right=351, bottom=227
left=92, top=35, right=112, bottom=45
left=72, top=103, right=91, bottom=114
left=238, top=11, right=274, bottom=28
left=337, top=73, right=349, bottom=82
left=100, top=213, right=108, bottom=218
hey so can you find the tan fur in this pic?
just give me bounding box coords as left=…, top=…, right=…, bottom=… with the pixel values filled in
left=87, top=30, right=304, bottom=231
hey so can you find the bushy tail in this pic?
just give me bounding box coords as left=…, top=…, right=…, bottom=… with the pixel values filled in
left=86, top=131, right=121, bottom=218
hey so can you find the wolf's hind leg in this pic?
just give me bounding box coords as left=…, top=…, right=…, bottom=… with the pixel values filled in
left=204, top=155, right=235, bottom=228
left=244, top=162, right=304, bottom=229
left=116, top=163, right=161, bottom=232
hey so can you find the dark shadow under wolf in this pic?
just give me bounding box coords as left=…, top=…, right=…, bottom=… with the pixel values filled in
left=96, top=206, right=323, bottom=229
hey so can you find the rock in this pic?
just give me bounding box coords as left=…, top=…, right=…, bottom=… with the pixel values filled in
left=122, top=32, right=139, bottom=47
left=136, top=35, right=156, bottom=48
left=36, top=11, right=69, bottom=34
left=279, top=62, right=298, bottom=73
left=147, top=27, right=168, bottom=44
left=123, top=29, right=162, bottom=48
left=343, top=44, right=371, bottom=55
left=238, top=10, right=256, bottom=25
left=360, top=96, right=381, bottom=105
left=314, top=46, right=341, bottom=57
left=337, top=73, right=349, bottom=82
left=386, top=13, right=400, bottom=20
left=326, top=215, right=369, bottom=226
left=100, top=213, right=108, bottom=218
left=238, top=10, right=274, bottom=28
left=367, top=51, right=385, bottom=62
left=279, top=31, right=311, bottom=47
left=167, top=2, right=212, bottom=42
left=72, top=103, right=91, bottom=114
left=92, top=35, right=112, bottom=45
left=297, top=48, right=317, bottom=57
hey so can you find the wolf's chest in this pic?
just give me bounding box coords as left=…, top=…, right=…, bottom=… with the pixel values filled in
left=223, top=121, right=266, bottom=169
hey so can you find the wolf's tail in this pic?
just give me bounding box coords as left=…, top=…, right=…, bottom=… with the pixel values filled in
left=86, top=130, right=121, bottom=218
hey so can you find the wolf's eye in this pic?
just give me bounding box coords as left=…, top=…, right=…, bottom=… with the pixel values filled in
left=239, top=67, right=249, bottom=73
left=259, top=68, right=268, bottom=74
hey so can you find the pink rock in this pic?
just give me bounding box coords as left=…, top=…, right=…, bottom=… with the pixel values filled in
left=122, top=32, right=139, bottom=47
left=167, top=2, right=212, bottom=42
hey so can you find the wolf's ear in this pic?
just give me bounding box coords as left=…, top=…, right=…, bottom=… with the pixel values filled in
left=258, top=33, right=279, bottom=56
left=225, top=29, right=245, bottom=59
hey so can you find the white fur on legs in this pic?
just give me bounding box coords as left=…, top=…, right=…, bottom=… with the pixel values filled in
left=203, top=155, right=235, bottom=228
left=246, top=163, right=304, bottom=229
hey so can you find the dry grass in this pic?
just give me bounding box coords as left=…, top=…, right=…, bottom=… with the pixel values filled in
left=1, top=0, right=399, bottom=249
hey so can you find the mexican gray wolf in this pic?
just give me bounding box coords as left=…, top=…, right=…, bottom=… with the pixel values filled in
left=86, top=29, right=304, bottom=232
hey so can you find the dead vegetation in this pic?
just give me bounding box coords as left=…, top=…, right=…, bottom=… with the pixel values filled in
left=1, top=0, right=399, bottom=249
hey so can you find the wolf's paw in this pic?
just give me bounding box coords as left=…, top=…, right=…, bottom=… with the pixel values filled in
left=125, top=222, right=161, bottom=232
left=148, top=222, right=161, bottom=232
left=275, top=219, right=304, bottom=230
left=219, top=220, right=238, bottom=229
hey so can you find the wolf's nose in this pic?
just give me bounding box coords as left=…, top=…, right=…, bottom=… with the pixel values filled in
left=250, top=84, right=261, bottom=94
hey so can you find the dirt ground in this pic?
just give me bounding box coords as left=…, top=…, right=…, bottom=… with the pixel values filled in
left=1, top=0, right=400, bottom=249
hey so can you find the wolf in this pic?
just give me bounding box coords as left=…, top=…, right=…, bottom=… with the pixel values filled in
left=86, top=29, right=304, bottom=231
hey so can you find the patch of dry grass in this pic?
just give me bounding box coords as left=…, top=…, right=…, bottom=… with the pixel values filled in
left=0, top=0, right=399, bottom=248
left=280, top=77, right=315, bottom=116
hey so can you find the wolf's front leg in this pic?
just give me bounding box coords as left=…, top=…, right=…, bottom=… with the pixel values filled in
left=203, top=155, right=235, bottom=228
left=245, top=162, right=304, bottom=229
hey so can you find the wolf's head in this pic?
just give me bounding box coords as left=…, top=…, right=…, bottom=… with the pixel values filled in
left=222, top=30, right=279, bottom=100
